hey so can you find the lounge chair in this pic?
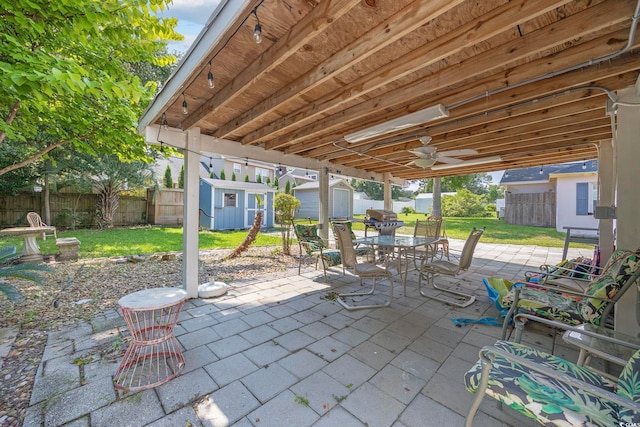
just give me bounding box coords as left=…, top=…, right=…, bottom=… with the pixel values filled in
left=464, top=339, right=640, bottom=426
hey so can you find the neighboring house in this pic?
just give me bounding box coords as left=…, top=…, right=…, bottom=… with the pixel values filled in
left=293, top=178, right=353, bottom=220
left=501, top=161, right=598, bottom=232
left=277, top=168, right=317, bottom=191
left=199, top=179, right=275, bottom=230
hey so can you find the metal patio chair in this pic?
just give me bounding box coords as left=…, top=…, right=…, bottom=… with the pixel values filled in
left=26, top=212, right=56, bottom=240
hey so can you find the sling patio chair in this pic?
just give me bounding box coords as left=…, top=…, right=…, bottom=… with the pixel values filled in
left=329, top=218, right=372, bottom=261
left=292, top=222, right=341, bottom=282
left=464, top=339, right=640, bottom=427
left=500, top=248, right=640, bottom=344
left=331, top=222, right=394, bottom=310
left=429, top=215, right=450, bottom=260
left=408, top=217, right=442, bottom=268
left=26, top=211, right=57, bottom=240
left=416, top=227, right=484, bottom=308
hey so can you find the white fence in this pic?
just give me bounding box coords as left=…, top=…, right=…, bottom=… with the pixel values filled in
left=353, top=199, right=415, bottom=215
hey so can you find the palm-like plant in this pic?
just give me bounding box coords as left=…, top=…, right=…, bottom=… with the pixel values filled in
left=0, top=246, right=51, bottom=302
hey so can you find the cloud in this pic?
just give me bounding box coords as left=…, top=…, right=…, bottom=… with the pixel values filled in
left=161, top=0, right=219, bottom=26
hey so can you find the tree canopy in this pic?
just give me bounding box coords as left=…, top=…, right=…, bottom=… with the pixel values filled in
left=0, top=0, right=182, bottom=177
left=350, top=179, right=413, bottom=200
left=419, top=173, right=492, bottom=194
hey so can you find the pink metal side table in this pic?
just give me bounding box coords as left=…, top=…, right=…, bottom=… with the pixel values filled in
left=114, top=287, right=187, bottom=391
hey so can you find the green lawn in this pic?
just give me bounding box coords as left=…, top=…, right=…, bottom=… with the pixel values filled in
left=0, top=226, right=283, bottom=259
left=350, top=214, right=581, bottom=248
left=1, top=217, right=585, bottom=260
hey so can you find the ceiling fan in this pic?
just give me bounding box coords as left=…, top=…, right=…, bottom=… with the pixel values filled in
left=408, top=136, right=478, bottom=168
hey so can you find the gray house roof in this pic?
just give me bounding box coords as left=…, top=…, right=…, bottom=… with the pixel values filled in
left=200, top=178, right=276, bottom=192
left=294, top=178, right=352, bottom=190
left=501, top=160, right=597, bottom=184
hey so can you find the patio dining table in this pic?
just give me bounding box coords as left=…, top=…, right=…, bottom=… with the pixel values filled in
left=0, top=226, right=56, bottom=262
left=353, top=235, right=439, bottom=295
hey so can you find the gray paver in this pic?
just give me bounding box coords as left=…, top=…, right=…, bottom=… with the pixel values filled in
left=194, top=381, right=261, bottom=426
left=243, top=340, right=290, bottom=367
left=44, top=376, right=116, bottom=426
left=341, top=381, right=405, bottom=427
left=247, top=390, right=320, bottom=427
left=369, top=364, right=426, bottom=404
left=208, top=334, right=253, bottom=358
left=274, top=329, right=315, bottom=351
left=91, top=389, right=163, bottom=427
left=241, top=363, right=298, bottom=403
left=398, top=393, right=465, bottom=427
left=307, top=336, right=352, bottom=362
left=204, top=353, right=258, bottom=386
left=290, top=370, right=349, bottom=415
left=278, top=349, right=328, bottom=379
left=155, top=368, right=218, bottom=413
left=322, top=353, right=376, bottom=388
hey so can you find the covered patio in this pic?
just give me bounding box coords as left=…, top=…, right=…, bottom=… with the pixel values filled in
left=24, top=242, right=594, bottom=426
left=139, top=0, right=640, bottom=336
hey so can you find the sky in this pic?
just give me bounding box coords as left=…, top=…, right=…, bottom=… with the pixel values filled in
left=159, top=1, right=505, bottom=185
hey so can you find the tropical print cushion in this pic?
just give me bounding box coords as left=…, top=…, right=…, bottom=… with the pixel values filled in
left=318, top=249, right=342, bottom=267
left=501, top=287, right=584, bottom=325
left=294, top=224, right=326, bottom=255
left=579, top=250, right=640, bottom=324
left=616, top=348, right=640, bottom=423
left=465, top=340, right=619, bottom=426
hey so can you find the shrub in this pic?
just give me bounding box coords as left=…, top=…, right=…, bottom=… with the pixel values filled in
left=442, top=189, right=486, bottom=217
left=401, top=206, right=416, bottom=215
left=163, top=165, right=173, bottom=188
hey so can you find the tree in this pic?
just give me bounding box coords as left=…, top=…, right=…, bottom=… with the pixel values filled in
left=274, top=193, right=301, bottom=255
left=244, top=174, right=250, bottom=182
left=256, top=175, right=262, bottom=184
left=432, top=178, right=442, bottom=217
left=485, top=184, right=505, bottom=203
left=0, top=1, right=182, bottom=176
left=178, top=165, right=185, bottom=189
left=350, top=179, right=412, bottom=200
left=69, top=154, right=159, bottom=228
left=227, top=195, right=263, bottom=259
left=285, top=180, right=291, bottom=194
left=420, top=173, right=492, bottom=194
left=273, top=175, right=279, bottom=188
left=231, top=172, right=236, bottom=181
left=220, top=169, right=226, bottom=180
left=163, top=165, right=174, bottom=188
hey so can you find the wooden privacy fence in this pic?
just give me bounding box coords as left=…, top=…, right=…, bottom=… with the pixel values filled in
left=0, top=192, right=148, bottom=228
left=146, top=188, right=184, bottom=226
left=504, top=192, right=556, bottom=228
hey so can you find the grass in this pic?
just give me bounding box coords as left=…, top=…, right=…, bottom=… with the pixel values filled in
left=0, top=226, right=283, bottom=259
left=0, top=216, right=589, bottom=260
left=349, top=214, right=589, bottom=248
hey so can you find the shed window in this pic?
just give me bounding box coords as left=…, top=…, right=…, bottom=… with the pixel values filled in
left=576, top=183, right=589, bottom=215
left=233, top=163, right=241, bottom=175
left=224, top=193, right=237, bottom=207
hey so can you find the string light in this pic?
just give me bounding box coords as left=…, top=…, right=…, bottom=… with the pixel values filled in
left=504, top=170, right=509, bottom=178
left=161, top=112, right=168, bottom=129
left=582, top=160, right=587, bottom=170
left=252, top=7, right=262, bottom=44
left=182, top=92, right=188, bottom=115
left=209, top=156, right=213, bottom=169
left=245, top=158, right=248, bottom=167
left=539, top=166, right=544, bottom=175
left=207, top=61, right=215, bottom=89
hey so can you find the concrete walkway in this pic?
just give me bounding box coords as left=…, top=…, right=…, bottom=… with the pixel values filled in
left=23, top=242, right=593, bottom=427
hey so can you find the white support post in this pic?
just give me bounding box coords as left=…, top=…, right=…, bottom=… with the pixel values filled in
left=183, top=128, right=201, bottom=299
left=613, top=86, right=640, bottom=336
left=319, top=167, right=329, bottom=241
left=383, top=173, right=392, bottom=211
left=597, top=139, right=614, bottom=265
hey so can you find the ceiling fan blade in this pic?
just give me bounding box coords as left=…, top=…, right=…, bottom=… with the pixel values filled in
left=437, top=156, right=464, bottom=164
left=438, top=149, right=478, bottom=157
left=408, top=146, right=437, bottom=156
left=419, top=136, right=432, bottom=145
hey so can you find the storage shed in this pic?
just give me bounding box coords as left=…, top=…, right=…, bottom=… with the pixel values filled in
left=199, top=179, right=275, bottom=230
left=293, top=179, right=353, bottom=220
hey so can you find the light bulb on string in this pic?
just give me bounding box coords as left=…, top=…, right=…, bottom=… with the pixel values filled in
left=252, top=8, right=262, bottom=44
left=539, top=166, right=544, bottom=175
left=582, top=161, right=587, bottom=170
left=207, top=61, right=215, bottom=89
left=182, top=93, right=188, bottom=115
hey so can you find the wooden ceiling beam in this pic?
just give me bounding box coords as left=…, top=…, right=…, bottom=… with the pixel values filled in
left=258, top=0, right=633, bottom=149
left=181, top=0, right=362, bottom=130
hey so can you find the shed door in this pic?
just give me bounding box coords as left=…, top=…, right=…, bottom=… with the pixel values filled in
left=246, top=192, right=267, bottom=227
left=333, top=188, right=350, bottom=218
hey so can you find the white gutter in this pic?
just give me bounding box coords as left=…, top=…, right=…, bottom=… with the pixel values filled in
left=137, top=0, right=253, bottom=133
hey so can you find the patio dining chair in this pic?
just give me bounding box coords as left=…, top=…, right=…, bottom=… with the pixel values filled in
left=332, top=222, right=394, bottom=310
left=329, top=219, right=372, bottom=260
left=292, top=222, right=341, bottom=282
left=26, top=212, right=56, bottom=240
left=416, top=227, right=484, bottom=307
left=464, top=339, right=640, bottom=427
left=500, top=248, right=640, bottom=344
left=408, top=217, right=442, bottom=268
left=429, top=215, right=449, bottom=260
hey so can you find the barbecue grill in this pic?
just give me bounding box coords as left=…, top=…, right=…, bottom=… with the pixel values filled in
left=364, top=209, right=405, bottom=236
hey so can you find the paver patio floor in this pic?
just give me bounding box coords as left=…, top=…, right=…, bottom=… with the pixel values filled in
left=23, top=241, right=594, bottom=427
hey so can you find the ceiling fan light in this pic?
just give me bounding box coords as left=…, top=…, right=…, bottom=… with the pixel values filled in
left=344, top=104, right=449, bottom=143
left=412, top=158, right=437, bottom=168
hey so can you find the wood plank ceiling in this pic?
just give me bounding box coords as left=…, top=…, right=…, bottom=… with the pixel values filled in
left=155, top=0, right=640, bottom=180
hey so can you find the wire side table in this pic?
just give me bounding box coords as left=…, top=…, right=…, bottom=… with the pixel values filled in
left=114, top=287, right=187, bottom=391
